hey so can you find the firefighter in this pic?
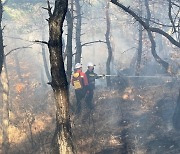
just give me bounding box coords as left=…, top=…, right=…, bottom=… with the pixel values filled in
left=85, top=62, right=104, bottom=110
left=71, top=63, right=89, bottom=114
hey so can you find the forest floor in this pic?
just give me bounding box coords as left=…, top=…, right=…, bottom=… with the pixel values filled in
left=1, top=77, right=180, bottom=154
left=72, top=77, right=180, bottom=154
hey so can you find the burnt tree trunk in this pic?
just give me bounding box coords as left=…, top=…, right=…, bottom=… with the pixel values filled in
left=0, top=2, right=9, bottom=152
left=135, top=23, right=143, bottom=76
left=0, top=1, right=4, bottom=74
left=1, top=58, right=10, bottom=154
left=105, top=1, right=112, bottom=87
left=147, top=31, right=169, bottom=70
left=66, top=4, right=73, bottom=84
left=145, top=0, right=169, bottom=71
left=135, top=1, right=143, bottom=76
left=47, top=0, right=74, bottom=153
left=75, top=0, right=82, bottom=64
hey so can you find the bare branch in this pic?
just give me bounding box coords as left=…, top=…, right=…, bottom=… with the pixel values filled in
left=81, top=40, right=106, bottom=47
left=173, top=7, right=180, bottom=27
left=47, top=0, right=53, bottom=17
left=72, top=52, right=76, bottom=56
left=168, top=0, right=177, bottom=33
left=171, top=1, right=180, bottom=7
left=145, top=0, right=169, bottom=71
left=2, top=25, right=5, bottom=31
left=34, top=40, right=48, bottom=45
left=42, top=7, right=49, bottom=11
left=5, top=45, right=33, bottom=57
left=143, top=18, right=179, bottom=27
left=121, top=47, right=136, bottom=54
left=111, top=0, right=180, bottom=48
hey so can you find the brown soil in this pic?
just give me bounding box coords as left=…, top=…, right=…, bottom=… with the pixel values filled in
left=72, top=79, right=180, bottom=154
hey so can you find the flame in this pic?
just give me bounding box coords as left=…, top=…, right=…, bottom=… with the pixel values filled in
left=15, top=83, right=25, bottom=93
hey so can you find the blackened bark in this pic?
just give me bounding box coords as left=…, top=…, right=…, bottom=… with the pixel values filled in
left=48, top=1, right=68, bottom=90
left=75, top=0, right=82, bottom=64
left=47, top=0, right=74, bottom=153
left=145, top=0, right=169, bottom=71
left=135, top=2, right=143, bottom=76
left=135, top=23, right=143, bottom=76
left=66, top=6, right=73, bottom=84
left=0, top=1, right=4, bottom=74
left=105, top=1, right=112, bottom=87
left=147, top=31, right=169, bottom=71
left=0, top=3, right=9, bottom=152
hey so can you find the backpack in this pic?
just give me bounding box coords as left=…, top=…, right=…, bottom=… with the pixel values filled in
left=72, top=72, right=84, bottom=90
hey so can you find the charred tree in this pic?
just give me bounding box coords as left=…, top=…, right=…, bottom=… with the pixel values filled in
left=111, top=0, right=180, bottom=48
left=0, top=2, right=10, bottom=153
left=145, top=0, right=169, bottom=72
left=46, top=0, right=74, bottom=153
left=66, top=2, right=73, bottom=84
left=105, top=1, right=112, bottom=87
left=1, top=59, right=10, bottom=154
left=147, top=31, right=169, bottom=71
left=74, top=0, right=82, bottom=64
left=135, top=1, right=143, bottom=76
left=135, top=23, right=143, bottom=76
left=0, top=1, right=4, bottom=74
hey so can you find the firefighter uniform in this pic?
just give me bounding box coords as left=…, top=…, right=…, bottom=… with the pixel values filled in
left=85, top=63, right=102, bottom=109
left=72, top=63, right=88, bottom=114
